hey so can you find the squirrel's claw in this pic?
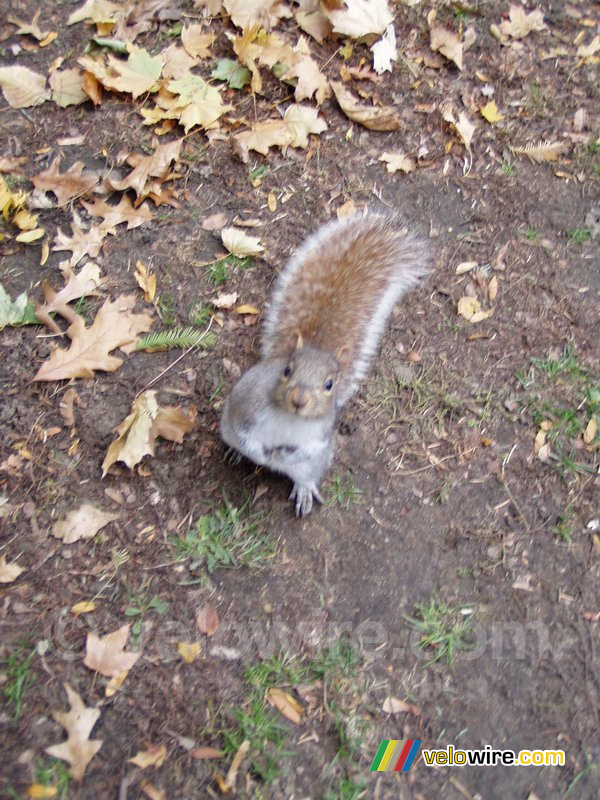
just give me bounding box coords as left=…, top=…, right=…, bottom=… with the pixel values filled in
left=290, top=483, right=323, bottom=517
left=224, top=447, right=243, bottom=466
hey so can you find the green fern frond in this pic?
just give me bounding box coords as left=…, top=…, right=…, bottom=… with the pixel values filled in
left=136, top=326, right=216, bottom=353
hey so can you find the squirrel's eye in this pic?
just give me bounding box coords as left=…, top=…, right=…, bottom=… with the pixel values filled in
left=324, top=378, right=334, bottom=392
left=283, top=365, right=292, bottom=378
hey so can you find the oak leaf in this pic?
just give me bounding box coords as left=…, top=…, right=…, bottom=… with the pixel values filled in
left=84, top=624, right=141, bottom=677
left=32, top=157, right=99, bottom=206
left=53, top=215, right=112, bottom=267
left=107, top=140, right=183, bottom=196
left=81, top=194, right=153, bottom=229
left=36, top=262, right=106, bottom=333
left=45, top=684, right=103, bottom=781
left=34, top=295, right=153, bottom=381
left=51, top=503, right=119, bottom=544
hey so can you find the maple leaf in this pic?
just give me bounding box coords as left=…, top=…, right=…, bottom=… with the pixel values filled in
left=102, top=390, right=195, bottom=475
left=224, top=0, right=291, bottom=31
left=379, top=151, right=416, bottom=173
left=49, top=68, right=88, bottom=107
left=324, top=0, right=393, bottom=38
left=161, top=43, right=199, bottom=79
left=295, top=6, right=332, bottom=44
left=51, top=503, right=119, bottom=544
left=34, top=294, right=153, bottom=381
left=278, top=37, right=331, bottom=105
left=232, top=105, right=327, bottom=161
left=32, top=157, right=99, bottom=206
left=79, top=45, right=163, bottom=99
left=165, top=75, right=232, bottom=132
left=211, top=58, right=251, bottom=90
left=0, top=65, right=49, bottom=108
left=68, top=0, right=122, bottom=27
left=36, top=262, right=106, bottom=334
left=0, top=555, right=25, bottom=583
left=108, top=139, right=183, bottom=196
left=496, top=5, right=546, bottom=41
left=331, top=81, right=401, bottom=130
left=53, top=214, right=112, bottom=267
left=372, top=24, right=397, bottom=74
left=430, top=25, right=464, bottom=70
left=221, top=227, right=264, bottom=256
left=45, top=684, right=103, bottom=781
left=84, top=624, right=141, bottom=677
left=181, top=24, right=216, bottom=59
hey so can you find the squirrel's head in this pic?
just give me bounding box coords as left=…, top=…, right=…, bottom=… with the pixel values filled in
left=274, top=335, right=343, bottom=418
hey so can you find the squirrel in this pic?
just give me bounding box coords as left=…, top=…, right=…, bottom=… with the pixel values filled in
left=220, top=211, right=429, bottom=516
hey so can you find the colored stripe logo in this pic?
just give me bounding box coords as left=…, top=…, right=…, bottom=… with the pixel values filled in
left=370, top=739, right=422, bottom=772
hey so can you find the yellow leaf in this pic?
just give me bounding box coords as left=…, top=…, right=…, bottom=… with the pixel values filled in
left=266, top=687, right=303, bottom=724
left=135, top=260, right=157, bottom=302
left=12, top=208, right=39, bottom=231
left=71, top=601, right=97, bottom=615
left=481, top=100, right=503, bottom=124
left=0, top=65, right=50, bottom=108
left=584, top=417, right=597, bottom=445
left=488, top=275, right=498, bottom=302
left=27, top=784, right=58, bottom=798
left=178, top=641, right=202, bottom=663
left=457, top=296, right=480, bottom=320
left=267, top=192, right=276, bottom=212
left=235, top=304, right=260, bottom=315
left=128, top=745, right=167, bottom=769
left=16, top=228, right=45, bottom=242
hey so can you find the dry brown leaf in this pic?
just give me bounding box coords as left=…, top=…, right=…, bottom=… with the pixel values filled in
left=224, top=0, right=291, bottom=31
left=34, top=294, right=153, bottom=382
left=9, top=10, right=51, bottom=41
left=279, top=37, right=331, bottom=105
left=59, top=387, right=79, bottom=426
left=496, top=5, right=546, bottom=40
left=81, top=194, right=153, bottom=229
left=379, top=151, right=416, bottom=173
left=0, top=555, right=25, bottom=583
left=107, top=139, right=183, bottom=196
left=331, top=80, right=401, bottom=130
left=196, top=603, right=219, bottom=636
left=266, top=687, right=303, bottom=724
left=128, top=745, right=167, bottom=769
left=45, top=684, right=103, bottom=781
left=190, top=746, right=224, bottom=760
left=139, top=780, right=166, bottom=800
left=51, top=503, right=119, bottom=544
left=222, top=227, right=264, bottom=256
left=53, top=217, right=111, bottom=267
left=382, top=696, right=421, bottom=716
left=49, top=68, right=87, bottom=107
left=232, top=104, right=326, bottom=161
left=430, top=24, right=463, bottom=70
left=324, top=0, right=392, bottom=38
left=78, top=45, right=163, bottom=99
left=295, top=6, right=332, bottom=43
left=584, top=417, right=597, bottom=445
left=135, top=260, right=157, bottom=302
left=102, top=391, right=195, bottom=475
left=181, top=24, right=216, bottom=59
left=0, top=65, right=49, bottom=108
left=68, top=0, right=122, bottom=27
left=32, top=157, right=99, bottom=206
left=442, top=105, right=475, bottom=149
left=223, top=739, right=250, bottom=791
left=84, top=624, right=142, bottom=677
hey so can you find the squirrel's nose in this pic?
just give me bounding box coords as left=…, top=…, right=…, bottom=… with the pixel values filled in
left=289, top=386, right=310, bottom=411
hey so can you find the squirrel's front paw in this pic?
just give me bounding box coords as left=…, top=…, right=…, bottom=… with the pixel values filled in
left=224, top=447, right=243, bottom=466
left=289, top=483, right=324, bottom=517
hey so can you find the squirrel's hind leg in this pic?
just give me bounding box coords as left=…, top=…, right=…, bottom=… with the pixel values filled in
left=290, top=482, right=324, bottom=517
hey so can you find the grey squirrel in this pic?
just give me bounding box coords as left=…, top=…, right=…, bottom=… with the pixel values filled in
left=220, top=211, right=429, bottom=516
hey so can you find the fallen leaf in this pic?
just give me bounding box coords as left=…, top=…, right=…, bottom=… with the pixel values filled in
left=79, top=44, right=163, bottom=99
left=324, top=0, right=392, bottom=38
left=84, top=624, right=141, bottom=677
left=221, top=227, right=264, bottom=257
left=196, top=603, right=219, bottom=636
left=68, top=0, right=122, bottom=27
left=128, top=745, right=167, bottom=769
left=51, top=504, right=119, bottom=544
left=224, top=0, right=291, bottom=31
left=382, top=696, right=421, bottom=716
left=0, top=65, right=49, bottom=107
left=53, top=217, right=111, bottom=267
left=331, top=81, right=401, bottom=131
left=102, top=391, right=195, bottom=475
left=9, top=10, right=51, bottom=41
left=72, top=601, right=97, bottom=615
left=236, top=304, right=260, bottom=315
left=26, top=784, right=58, bottom=798
left=135, top=260, right=157, bottom=302
left=442, top=104, right=476, bottom=149
left=379, top=151, right=416, bottom=173
left=36, top=263, right=106, bottom=334
left=0, top=283, right=30, bottom=331
left=190, top=746, right=224, bottom=760
left=211, top=58, right=251, bottom=90
left=81, top=194, right=153, bottom=229
left=32, top=157, right=99, bottom=206
left=181, top=24, right=215, bottom=59
left=266, top=688, right=303, bottom=724
left=140, top=780, right=166, bottom=800
left=430, top=24, right=463, bottom=69
left=0, top=555, right=25, bottom=583
left=178, top=641, right=202, bottom=663
left=45, top=684, right=103, bottom=781
left=50, top=68, right=88, bottom=107
left=584, top=417, right=597, bottom=445
left=108, top=139, right=183, bottom=196
left=496, top=4, right=546, bottom=40
left=223, top=739, right=250, bottom=791
left=278, top=38, right=331, bottom=105
left=372, top=23, right=396, bottom=74
left=34, top=295, right=153, bottom=382
left=480, top=100, right=503, bottom=124
left=232, top=104, right=327, bottom=161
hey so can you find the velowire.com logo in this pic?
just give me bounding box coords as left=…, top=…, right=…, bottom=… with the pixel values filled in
left=370, top=739, right=422, bottom=772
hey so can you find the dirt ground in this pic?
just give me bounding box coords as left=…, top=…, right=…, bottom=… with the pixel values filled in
left=1, top=1, right=599, bottom=799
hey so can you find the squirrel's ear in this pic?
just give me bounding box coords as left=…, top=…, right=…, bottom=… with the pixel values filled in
left=336, top=344, right=351, bottom=369
left=293, top=330, right=304, bottom=352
